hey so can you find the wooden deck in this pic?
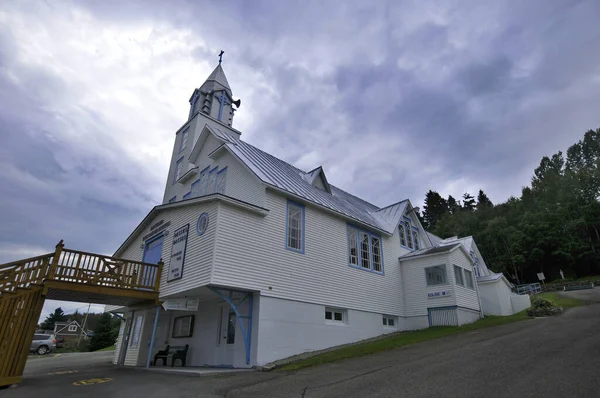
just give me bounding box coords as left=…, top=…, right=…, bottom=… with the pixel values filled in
left=0, top=241, right=163, bottom=388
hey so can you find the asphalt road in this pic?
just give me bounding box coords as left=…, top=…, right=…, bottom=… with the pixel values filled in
left=4, top=291, right=600, bottom=398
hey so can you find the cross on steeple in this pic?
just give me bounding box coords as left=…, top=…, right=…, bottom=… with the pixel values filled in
left=218, top=50, right=224, bottom=64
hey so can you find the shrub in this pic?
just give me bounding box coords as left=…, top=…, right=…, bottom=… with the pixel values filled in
left=526, top=296, right=562, bottom=317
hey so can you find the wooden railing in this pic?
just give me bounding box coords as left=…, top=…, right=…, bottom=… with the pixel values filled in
left=0, top=241, right=163, bottom=294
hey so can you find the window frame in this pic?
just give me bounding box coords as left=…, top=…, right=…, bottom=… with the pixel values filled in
left=285, top=200, right=305, bottom=253
left=465, top=269, right=474, bottom=289
left=425, top=265, right=448, bottom=286
left=382, top=315, right=397, bottom=328
left=178, top=127, right=189, bottom=153
left=215, top=167, right=228, bottom=194
left=348, top=228, right=358, bottom=265
left=172, top=315, right=195, bottom=338
left=67, top=324, right=77, bottom=332
left=168, top=196, right=177, bottom=203
left=173, top=157, right=184, bottom=184
left=454, top=264, right=465, bottom=286
left=399, top=217, right=420, bottom=252
left=325, top=307, right=347, bottom=325
left=346, top=225, right=384, bottom=275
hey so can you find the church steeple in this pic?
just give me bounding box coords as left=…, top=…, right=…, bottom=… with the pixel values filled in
left=188, top=51, right=240, bottom=127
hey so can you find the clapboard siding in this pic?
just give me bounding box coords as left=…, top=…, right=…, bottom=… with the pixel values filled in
left=123, top=312, right=145, bottom=366
left=112, top=320, right=125, bottom=365
left=212, top=192, right=404, bottom=316
left=401, top=254, right=456, bottom=316
left=117, top=202, right=217, bottom=298
left=213, top=150, right=265, bottom=208
left=162, top=117, right=201, bottom=204
left=450, top=249, right=480, bottom=311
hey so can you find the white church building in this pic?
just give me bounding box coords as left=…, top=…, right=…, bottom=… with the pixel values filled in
left=108, top=58, right=529, bottom=369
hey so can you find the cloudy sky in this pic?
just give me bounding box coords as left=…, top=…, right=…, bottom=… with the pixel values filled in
left=1, top=0, right=599, bottom=318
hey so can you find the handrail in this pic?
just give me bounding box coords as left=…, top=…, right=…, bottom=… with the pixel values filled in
left=0, top=241, right=162, bottom=294
left=0, top=253, right=54, bottom=270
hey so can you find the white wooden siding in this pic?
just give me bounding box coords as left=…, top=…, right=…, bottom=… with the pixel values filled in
left=212, top=150, right=266, bottom=207
left=112, top=320, right=125, bottom=365
left=123, top=311, right=146, bottom=366
left=212, top=192, right=405, bottom=316
left=457, top=307, right=480, bottom=325
left=117, top=202, right=218, bottom=298
left=449, top=249, right=480, bottom=312
left=401, top=254, right=456, bottom=317
left=163, top=117, right=201, bottom=203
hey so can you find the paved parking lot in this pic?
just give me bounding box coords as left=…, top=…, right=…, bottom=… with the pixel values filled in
left=5, top=291, right=600, bottom=397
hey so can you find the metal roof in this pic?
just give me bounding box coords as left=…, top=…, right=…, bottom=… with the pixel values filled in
left=200, top=64, right=232, bottom=96
left=398, top=242, right=462, bottom=260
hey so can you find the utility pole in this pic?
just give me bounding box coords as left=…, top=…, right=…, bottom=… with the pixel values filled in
left=78, top=303, right=92, bottom=348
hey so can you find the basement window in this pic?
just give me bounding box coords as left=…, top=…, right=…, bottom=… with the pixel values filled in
left=325, top=308, right=346, bottom=324
left=382, top=316, right=397, bottom=328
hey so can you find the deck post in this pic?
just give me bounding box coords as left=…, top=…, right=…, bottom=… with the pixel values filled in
left=146, top=306, right=161, bottom=368
left=48, top=240, right=64, bottom=280
left=154, top=260, right=164, bottom=292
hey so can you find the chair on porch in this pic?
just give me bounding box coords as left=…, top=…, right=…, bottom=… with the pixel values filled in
left=153, top=344, right=189, bottom=367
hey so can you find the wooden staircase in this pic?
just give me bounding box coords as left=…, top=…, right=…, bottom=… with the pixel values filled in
left=0, top=241, right=163, bottom=388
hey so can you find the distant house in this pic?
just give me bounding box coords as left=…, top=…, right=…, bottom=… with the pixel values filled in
left=53, top=320, right=89, bottom=346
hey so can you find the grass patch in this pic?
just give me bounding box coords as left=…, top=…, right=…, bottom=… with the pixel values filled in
left=278, top=311, right=531, bottom=371
left=96, top=345, right=116, bottom=352
left=538, top=292, right=584, bottom=308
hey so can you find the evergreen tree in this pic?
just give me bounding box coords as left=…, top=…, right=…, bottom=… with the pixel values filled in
left=462, top=192, right=476, bottom=211
left=89, top=313, right=117, bottom=352
left=423, top=190, right=448, bottom=230
left=447, top=195, right=461, bottom=214
left=39, top=307, right=68, bottom=331
left=476, top=189, right=493, bottom=210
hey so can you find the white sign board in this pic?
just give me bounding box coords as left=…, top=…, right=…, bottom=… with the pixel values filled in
left=427, top=291, right=452, bottom=299
left=162, top=298, right=199, bottom=311
left=537, top=272, right=546, bottom=281
left=168, top=224, right=189, bottom=281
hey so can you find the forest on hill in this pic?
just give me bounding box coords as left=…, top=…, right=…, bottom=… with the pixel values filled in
left=420, top=128, right=600, bottom=284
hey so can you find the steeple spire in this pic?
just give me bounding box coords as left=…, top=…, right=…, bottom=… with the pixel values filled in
left=187, top=53, right=240, bottom=127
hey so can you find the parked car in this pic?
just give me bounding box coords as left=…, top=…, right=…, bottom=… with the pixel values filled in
left=30, top=334, right=57, bottom=355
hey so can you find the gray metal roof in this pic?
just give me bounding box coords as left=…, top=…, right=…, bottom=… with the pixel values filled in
left=201, top=126, right=407, bottom=233
left=200, top=64, right=232, bottom=96
left=398, top=242, right=461, bottom=260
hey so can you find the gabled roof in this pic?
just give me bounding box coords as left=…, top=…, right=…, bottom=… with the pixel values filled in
left=200, top=64, right=232, bottom=96
left=304, top=166, right=332, bottom=194
left=189, top=124, right=238, bottom=164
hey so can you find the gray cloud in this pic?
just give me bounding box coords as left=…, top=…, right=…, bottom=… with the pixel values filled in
left=1, top=0, right=599, bottom=316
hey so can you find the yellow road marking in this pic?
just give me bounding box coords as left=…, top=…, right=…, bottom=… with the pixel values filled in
left=73, top=378, right=112, bottom=386
left=53, top=354, right=62, bottom=358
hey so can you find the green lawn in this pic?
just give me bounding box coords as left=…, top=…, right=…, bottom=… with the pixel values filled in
left=278, top=311, right=531, bottom=371
left=96, top=345, right=116, bottom=352
left=538, top=292, right=584, bottom=308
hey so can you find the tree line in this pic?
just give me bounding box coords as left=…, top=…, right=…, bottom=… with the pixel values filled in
left=420, top=128, right=600, bottom=284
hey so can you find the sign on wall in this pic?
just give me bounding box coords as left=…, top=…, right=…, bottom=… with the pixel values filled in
left=162, top=298, right=199, bottom=311
left=428, top=291, right=452, bottom=299
left=168, top=224, right=189, bottom=281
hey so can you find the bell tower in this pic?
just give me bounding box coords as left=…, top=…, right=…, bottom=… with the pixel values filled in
left=188, top=51, right=240, bottom=127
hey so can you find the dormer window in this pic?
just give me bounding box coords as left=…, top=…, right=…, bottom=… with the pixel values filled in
left=399, top=217, right=420, bottom=251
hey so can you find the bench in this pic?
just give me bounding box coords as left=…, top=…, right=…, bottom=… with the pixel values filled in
left=153, top=344, right=189, bottom=367
left=564, top=283, right=594, bottom=291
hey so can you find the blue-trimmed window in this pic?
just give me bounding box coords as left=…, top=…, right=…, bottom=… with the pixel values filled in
left=179, top=128, right=189, bottom=153
left=399, top=217, right=420, bottom=251
left=183, top=191, right=191, bottom=199
left=173, top=157, right=184, bottom=183
left=286, top=201, right=305, bottom=253
left=347, top=225, right=383, bottom=274
left=206, top=166, right=218, bottom=195
left=168, top=196, right=177, bottom=203
left=215, top=167, right=228, bottom=194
